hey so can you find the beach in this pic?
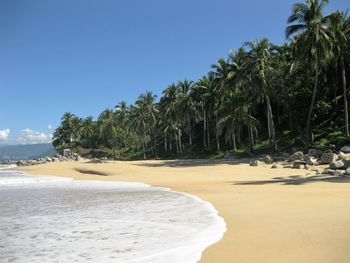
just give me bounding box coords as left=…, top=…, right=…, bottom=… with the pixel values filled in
left=22, top=160, right=350, bottom=263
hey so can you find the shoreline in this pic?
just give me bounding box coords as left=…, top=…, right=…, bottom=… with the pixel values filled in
left=22, top=160, right=350, bottom=263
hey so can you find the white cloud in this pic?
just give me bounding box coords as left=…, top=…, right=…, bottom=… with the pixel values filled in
left=0, top=128, right=10, bottom=140
left=17, top=129, right=52, bottom=144
left=48, top=124, right=52, bottom=130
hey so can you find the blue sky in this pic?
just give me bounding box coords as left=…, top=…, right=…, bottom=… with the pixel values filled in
left=0, top=0, right=349, bottom=144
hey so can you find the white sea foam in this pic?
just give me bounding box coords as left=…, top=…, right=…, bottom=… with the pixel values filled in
left=0, top=170, right=226, bottom=263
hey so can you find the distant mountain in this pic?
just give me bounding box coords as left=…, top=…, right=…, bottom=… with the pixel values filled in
left=0, top=143, right=56, bottom=163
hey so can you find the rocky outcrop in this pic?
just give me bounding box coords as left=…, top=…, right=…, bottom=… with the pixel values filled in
left=12, top=149, right=87, bottom=167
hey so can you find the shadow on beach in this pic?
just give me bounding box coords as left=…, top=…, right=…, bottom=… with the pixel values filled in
left=74, top=168, right=110, bottom=176
left=132, top=159, right=251, bottom=168
left=233, top=174, right=350, bottom=186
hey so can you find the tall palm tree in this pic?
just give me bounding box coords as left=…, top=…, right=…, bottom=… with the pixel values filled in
left=286, top=0, right=333, bottom=148
left=327, top=11, right=350, bottom=136
left=243, top=38, right=278, bottom=152
left=134, top=91, right=159, bottom=158
left=79, top=116, right=96, bottom=148
left=177, top=80, right=195, bottom=152
left=98, top=109, right=120, bottom=160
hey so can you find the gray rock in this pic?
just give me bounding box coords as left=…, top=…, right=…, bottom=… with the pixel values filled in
left=320, top=152, right=338, bottom=164
left=263, top=155, right=273, bottom=164
left=334, top=170, right=346, bottom=176
left=271, top=163, right=283, bottom=169
left=312, top=167, right=321, bottom=174
left=346, top=168, right=350, bottom=175
left=329, top=160, right=345, bottom=169
left=290, top=151, right=304, bottom=161
left=342, top=158, right=350, bottom=168
left=305, top=155, right=317, bottom=165
left=293, top=161, right=306, bottom=169
left=340, top=146, right=350, bottom=153
left=308, top=148, right=323, bottom=157
left=250, top=160, right=264, bottom=166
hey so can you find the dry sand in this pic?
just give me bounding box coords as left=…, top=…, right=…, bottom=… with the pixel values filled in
left=22, top=160, right=350, bottom=263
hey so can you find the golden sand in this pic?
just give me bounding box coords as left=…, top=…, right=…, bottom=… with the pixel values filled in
left=22, top=160, right=350, bottom=263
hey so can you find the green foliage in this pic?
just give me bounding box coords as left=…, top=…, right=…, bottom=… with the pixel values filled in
left=53, top=1, right=350, bottom=159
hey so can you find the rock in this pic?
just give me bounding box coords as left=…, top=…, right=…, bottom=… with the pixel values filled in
left=263, top=155, right=273, bottom=164
left=293, top=161, right=306, bottom=169
left=346, top=168, right=350, bottom=175
left=290, top=151, right=304, bottom=161
left=320, top=151, right=338, bottom=164
left=340, top=146, right=350, bottom=153
left=305, top=155, right=317, bottom=165
left=334, top=170, right=346, bottom=176
left=250, top=160, right=264, bottom=166
left=343, top=158, right=350, bottom=168
left=323, top=168, right=335, bottom=175
left=271, top=163, right=283, bottom=169
left=329, top=160, right=345, bottom=169
left=312, top=167, right=321, bottom=174
left=322, top=168, right=345, bottom=176
left=308, top=148, right=323, bottom=157
left=337, top=151, right=349, bottom=160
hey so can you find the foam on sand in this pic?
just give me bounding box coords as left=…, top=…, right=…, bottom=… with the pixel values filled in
left=0, top=168, right=226, bottom=263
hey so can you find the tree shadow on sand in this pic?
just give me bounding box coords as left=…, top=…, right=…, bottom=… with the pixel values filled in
left=132, top=159, right=251, bottom=168
left=75, top=168, right=110, bottom=176
left=234, top=174, right=350, bottom=186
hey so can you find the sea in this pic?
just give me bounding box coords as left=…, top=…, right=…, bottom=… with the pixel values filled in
left=0, top=165, right=226, bottom=263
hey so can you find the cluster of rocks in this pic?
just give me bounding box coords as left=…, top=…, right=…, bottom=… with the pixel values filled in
left=249, top=146, right=350, bottom=177
left=5, top=149, right=86, bottom=167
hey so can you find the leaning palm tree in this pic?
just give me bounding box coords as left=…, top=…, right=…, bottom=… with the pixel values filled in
left=286, top=0, right=333, bottom=148
left=243, top=38, right=278, bottom=152
left=327, top=11, right=350, bottom=136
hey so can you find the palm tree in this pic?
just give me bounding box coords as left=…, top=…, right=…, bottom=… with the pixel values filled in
left=115, top=101, right=130, bottom=146
left=218, top=92, right=258, bottom=152
left=286, top=0, right=333, bottom=148
left=134, top=91, right=159, bottom=158
left=327, top=11, right=350, bottom=136
left=79, top=116, right=96, bottom=148
left=243, top=38, right=278, bottom=152
left=177, top=80, right=195, bottom=152
left=98, top=109, right=120, bottom=160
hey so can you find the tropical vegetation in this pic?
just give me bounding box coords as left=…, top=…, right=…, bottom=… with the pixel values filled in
left=53, top=0, right=350, bottom=159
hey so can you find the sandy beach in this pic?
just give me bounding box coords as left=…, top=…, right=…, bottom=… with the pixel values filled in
left=22, top=160, right=350, bottom=263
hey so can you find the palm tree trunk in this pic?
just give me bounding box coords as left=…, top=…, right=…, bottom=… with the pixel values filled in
left=203, top=110, right=207, bottom=150
left=232, top=124, right=237, bottom=151
left=142, top=141, right=146, bottom=160
left=187, top=114, right=192, bottom=151
left=341, top=58, right=349, bottom=136
left=306, top=69, right=319, bottom=150
left=215, top=113, right=220, bottom=151
left=207, top=117, right=211, bottom=150
left=112, top=147, right=116, bottom=160
left=266, top=95, right=277, bottom=152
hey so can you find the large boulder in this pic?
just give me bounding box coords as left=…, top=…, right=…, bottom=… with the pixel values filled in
left=338, top=151, right=350, bottom=160
left=329, top=160, right=345, bottom=169
left=340, top=146, right=350, bottom=153
left=346, top=168, right=350, bottom=175
left=290, top=151, right=304, bottom=161
left=342, top=158, right=350, bottom=168
left=320, top=151, right=338, bottom=164
left=308, top=148, right=323, bottom=157
left=263, top=155, right=273, bottom=164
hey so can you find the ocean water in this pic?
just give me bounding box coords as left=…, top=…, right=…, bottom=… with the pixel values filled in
left=0, top=165, right=226, bottom=263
